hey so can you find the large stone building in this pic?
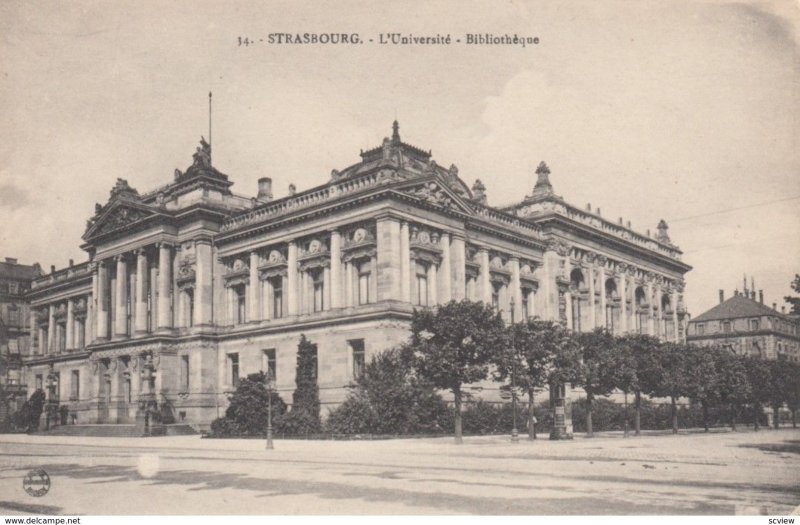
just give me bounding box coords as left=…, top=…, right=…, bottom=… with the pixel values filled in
left=21, top=123, right=691, bottom=429
left=687, top=286, right=800, bottom=362
left=0, top=257, right=41, bottom=419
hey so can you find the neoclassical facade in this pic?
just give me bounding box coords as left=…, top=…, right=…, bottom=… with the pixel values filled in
left=22, top=123, right=691, bottom=428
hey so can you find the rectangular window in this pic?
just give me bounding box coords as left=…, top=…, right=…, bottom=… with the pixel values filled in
left=228, top=353, right=240, bottom=388
left=415, top=262, right=428, bottom=306
left=491, top=283, right=501, bottom=310
left=263, top=349, right=276, bottom=381
left=272, top=278, right=283, bottom=319
left=58, top=323, right=66, bottom=352
left=522, top=290, right=530, bottom=320
left=180, top=355, right=190, bottom=392
left=749, top=319, right=760, bottom=331
left=722, top=321, right=732, bottom=333
left=71, top=370, right=79, bottom=400
left=358, top=262, right=370, bottom=305
left=77, top=319, right=85, bottom=348
left=35, top=374, right=43, bottom=390
left=235, top=285, right=246, bottom=324
left=187, top=289, right=194, bottom=327
left=350, top=339, right=366, bottom=379
left=697, top=323, right=705, bottom=336
left=313, top=273, right=324, bottom=312
left=8, top=307, right=19, bottom=325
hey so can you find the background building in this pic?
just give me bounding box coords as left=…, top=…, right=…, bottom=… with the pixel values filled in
left=0, top=257, right=41, bottom=420
left=687, top=284, right=800, bottom=362
left=20, top=123, right=691, bottom=429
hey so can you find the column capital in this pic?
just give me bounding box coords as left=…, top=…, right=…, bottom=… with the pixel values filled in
left=194, top=235, right=213, bottom=247
left=114, top=253, right=128, bottom=263
left=155, top=241, right=174, bottom=249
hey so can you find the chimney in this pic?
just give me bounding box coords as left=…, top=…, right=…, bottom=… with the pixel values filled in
left=69, top=259, right=74, bottom=267
left=586, top=203, right=591, bottom=211
left=257, top=177, right=273, bottom=201
left=596, top=207, right=601, bottom=216
left=734, top=290, right=739, bottom=297
left=4, top=257, right=17, bottom=264
left=50, top=265, right=55, bottom=273
left=759, top=290, right=764, bottom=304
left=773, top=302, right=777, bottom=310
left=781, top=306, right=786, bottom=314
left=719, top=290, right=724, bottom=304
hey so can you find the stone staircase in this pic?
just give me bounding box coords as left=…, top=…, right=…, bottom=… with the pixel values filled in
left=39, top=424, right=198, bottom=437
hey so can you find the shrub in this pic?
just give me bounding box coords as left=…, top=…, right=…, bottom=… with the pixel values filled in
left=325, top=345, right=452, bottom=435
left=285, top=335, right=322, bottom=434
left=11, top=389, right=46, bottom=432
left=210, top=371, right=287, bottom=437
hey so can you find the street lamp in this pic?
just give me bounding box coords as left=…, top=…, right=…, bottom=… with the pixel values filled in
left=510, top=301, right=519, bottom=442
left=265, top=372, right=274, bottom=450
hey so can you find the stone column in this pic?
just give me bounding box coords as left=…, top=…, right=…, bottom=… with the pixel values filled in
left=439, top=232, right=452, bottom=303
left=510, top=257, right=523, bottom=320
left=587, top=260, right=596, bottom=329
left=655, top=280, right=665, bottom=339
left=134, top=249, right=149, bottom=335
left=450, top=235, right=466, bottom=301
left=47, top=304, right=55, bottom=353
left=323, top=265, right=331, bottom=310
left=376, top=217, right=402, bottom=301
left=287, top=241, right=298, bottom=315
left=249, top=250, right=260, bottom=322
left=29, top=309, right=37, bottom=354
left=114, top=255, right=128, bottom=338
left=66, top=299, right=74, bottom=350
left=330, top=229, right=342, bottom=308
left=96, top=261, right=109, bottom=340
left=344, top=261, right=353, bottom=307
left=671, top=288, right=680, bottom=342
left=400, top=222, right=411, bottom=302
left=427, top=263, right=438, bottom=305
left=646, top=279, right=655, bottom=336
left=597, top=257, right=607, bottom=330
left=562, top=256, right=572, bottom=330
left=88, top=268, right=96, bottom=344
left=157, top=243, right=173, bottom=331
left=619, top=268, right=628, bottom=334
left=194, top=238, right=213, bottom=326
left=479, top=247, right=491, bottom=304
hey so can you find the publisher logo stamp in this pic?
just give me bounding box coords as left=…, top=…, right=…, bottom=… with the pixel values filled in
left=23, top=469, right=50, bottom=497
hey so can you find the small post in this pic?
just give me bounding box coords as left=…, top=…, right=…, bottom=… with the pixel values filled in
left=266, top=373, right=274, bottom=450
left=510, top=301, right=519, bottom=442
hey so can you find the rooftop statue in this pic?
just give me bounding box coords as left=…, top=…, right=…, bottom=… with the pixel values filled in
left=191, top=136, right=212, bottom=169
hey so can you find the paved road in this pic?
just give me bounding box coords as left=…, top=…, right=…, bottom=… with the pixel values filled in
left=0, top=429, right=798, bottom=515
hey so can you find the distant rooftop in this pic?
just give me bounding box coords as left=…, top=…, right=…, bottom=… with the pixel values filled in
left=692, top=293, right=787, bottom=323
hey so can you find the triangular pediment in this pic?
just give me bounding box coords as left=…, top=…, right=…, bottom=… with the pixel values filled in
left=396, top=176, right=477, bottom=216
left=83, top=201, right=163, bottom=241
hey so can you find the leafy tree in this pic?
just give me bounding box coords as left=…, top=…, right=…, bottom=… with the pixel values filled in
left=784, top=274, right=800, bottom=315
left=683, top=345, right=723, bottom=432
left=647, top=342, right=690, bottom=434
left=716, top=351, right=751, bottom=430
left=623, top=334, right=662, bottom=436
left=281, top=334, right=322, bottom=434
left=766, top=359, right=791, bottom=429
left=611, top=335, right=639, bottom=437
left=494, top=318, right=577, bottom=440
left=785, top=362, right=800, bottom=428
left=411, top=300, right=505, bottom=443
left=325, top=345, right=451, bottom=435
left=575, top=329, right=618, bottom=437
left=743, top=356, right=772, bottom=431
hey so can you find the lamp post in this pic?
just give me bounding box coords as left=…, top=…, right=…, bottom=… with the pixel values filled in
left=265, top=372, right=274, bottom=450
left=45, top=368, right=57, bottom=430
left=510, top=301, right=519, bottom=442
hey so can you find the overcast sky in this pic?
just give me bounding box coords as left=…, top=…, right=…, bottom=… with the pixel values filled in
left=1, top=0, right=798, bottom=316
